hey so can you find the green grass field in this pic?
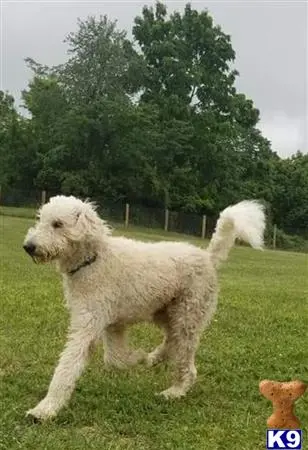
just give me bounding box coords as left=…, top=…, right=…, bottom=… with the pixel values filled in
left=0, top=214, right=307, bottom=450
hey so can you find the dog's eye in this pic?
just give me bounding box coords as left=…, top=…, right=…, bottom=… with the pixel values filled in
left=52, top=220, right=63, bottom=229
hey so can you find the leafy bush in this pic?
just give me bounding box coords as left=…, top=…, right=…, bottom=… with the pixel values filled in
left=265, top=224, right=308, bottom=252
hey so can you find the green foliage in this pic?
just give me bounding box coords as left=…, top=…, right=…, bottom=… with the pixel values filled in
left=275, top=228, right=308, bottom=252
left=0, top=91, right=38, bottom=189
left=132, top=2, right=275, bottom=213
left=0, top=3, right=307, bottom=240
left=59, top=15, right=143, bottom=103
left=271, top=152, right=308, bottom=237
left=0, top=92, right=19, bottom=187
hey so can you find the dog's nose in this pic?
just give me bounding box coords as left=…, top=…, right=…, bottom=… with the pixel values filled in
left=23, top=243, right=36, bottom=256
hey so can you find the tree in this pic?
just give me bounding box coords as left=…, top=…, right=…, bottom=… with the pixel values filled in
left=271, top=152, right=308, bottom=236
left=2, top=5, right=306, bottom=242
left=0, top=91, right=37, bottom=190
left=58, top=15, right=143, bottom=105
left=132, top=3, right=273, bottom=213
left=21, top=74, right=69, bottom=191
left=0, top=91, right=16, bottom=187
left=21, top=16, right=146, bottom=196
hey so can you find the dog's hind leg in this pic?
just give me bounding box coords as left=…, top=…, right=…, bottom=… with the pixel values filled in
left=158, top=290, right=217, bottom=399
left=103, top=324, right=146, bottom=369
left=147, top=308, right=170, bottom=367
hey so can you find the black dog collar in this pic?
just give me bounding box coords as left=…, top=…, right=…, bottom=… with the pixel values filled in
left=68, top=254, right=97, bottom=276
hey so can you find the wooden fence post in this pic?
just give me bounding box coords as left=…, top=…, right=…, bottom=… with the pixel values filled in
left=164, top=208, right=169, bottom=232
left=201, top=215, right=207, bottom=239
left=125, top=203, right=130, bottom=228
left=41, top=190, right=46, bottom=205
left=273, top=224, right=277, bottom=249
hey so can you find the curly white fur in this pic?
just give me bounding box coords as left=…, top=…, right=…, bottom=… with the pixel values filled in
left=23, top=196, right=265, bottom=420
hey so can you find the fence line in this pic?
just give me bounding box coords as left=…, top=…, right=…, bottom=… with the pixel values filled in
left=272, top=224, right=277, bottom=250
left=0, top=186, right=302, bottom=250
left=41, top=190, right=47, bottom=205
left=124, top=203, right=129, bottom=228
left=201, top=215, right=207, bottom=239
left=0, top=187, right=215, bottom=239
left=164, top=208, right=169, bottom=232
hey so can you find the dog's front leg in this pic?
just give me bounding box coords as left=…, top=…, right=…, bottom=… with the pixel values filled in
left=27, top=318, right=97, bottom=421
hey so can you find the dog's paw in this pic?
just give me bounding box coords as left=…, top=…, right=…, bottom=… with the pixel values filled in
left=129, top=349, right=147, bottom=365
left=26, top=399, right=58, bottom=422
left=105, top=349, right=147, bottom=369
left=147, top=352, right=158, bottom=367
left=157, top=386, right=186, bottom=400
left=147, top=350, right=165, bottom=367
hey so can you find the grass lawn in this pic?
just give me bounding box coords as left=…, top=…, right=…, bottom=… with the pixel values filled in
left=0, top=214, right=307, bottom=450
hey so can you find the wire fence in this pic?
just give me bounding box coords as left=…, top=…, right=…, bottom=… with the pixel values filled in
left=0, top=187, right=217, bottom=238
left=0, top=187, right=307, bottom=252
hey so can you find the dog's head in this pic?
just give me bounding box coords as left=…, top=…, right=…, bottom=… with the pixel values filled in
left=23, top=195, right=110, bottom=263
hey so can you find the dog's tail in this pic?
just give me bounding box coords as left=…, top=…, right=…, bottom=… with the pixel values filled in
left=207, top=200, right=266, bottom=268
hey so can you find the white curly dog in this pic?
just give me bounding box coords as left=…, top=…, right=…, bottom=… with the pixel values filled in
left=23, top=196, right=265, bottom=420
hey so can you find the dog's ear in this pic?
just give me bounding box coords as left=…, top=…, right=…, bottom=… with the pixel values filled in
left=72, top=202, right=110, bottom=240
left=75, top=205, right=99, bottom=234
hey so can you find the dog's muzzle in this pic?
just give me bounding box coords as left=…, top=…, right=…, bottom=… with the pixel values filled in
left=23, top=243, right=37, bottom=256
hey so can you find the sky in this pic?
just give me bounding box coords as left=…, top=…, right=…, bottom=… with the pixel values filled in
left=1, top=0, right=307, bottom=158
